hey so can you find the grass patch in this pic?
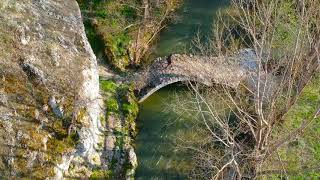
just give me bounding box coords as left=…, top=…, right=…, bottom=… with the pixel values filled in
left=266, top=74, right=320, bottom=179
left=90, top=169, right=113, bottom=180
left=77, top=0, right=138, bottom=71
left=100, top=80, right=117, bottom=93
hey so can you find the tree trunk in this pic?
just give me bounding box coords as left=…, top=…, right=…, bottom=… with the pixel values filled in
left=143, top=0, right=150, bottom=21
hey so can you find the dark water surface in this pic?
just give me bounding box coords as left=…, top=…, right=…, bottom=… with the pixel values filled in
left=135, top=85, right=193, bottom=180
left=152, top=0, right=229, bottom=58
left=135, top=1, right=229, bottom=179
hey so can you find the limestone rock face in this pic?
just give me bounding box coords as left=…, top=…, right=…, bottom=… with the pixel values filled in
left=0, top=0, right=100, bottom=179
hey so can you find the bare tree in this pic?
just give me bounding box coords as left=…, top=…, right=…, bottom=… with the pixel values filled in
left=131, top=0, right=182, bottom=64
left=172, top=0, right=320, bottom=179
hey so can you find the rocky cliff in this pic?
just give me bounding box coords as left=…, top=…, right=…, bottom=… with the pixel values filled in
left=0, top=0, right=101, bottom=178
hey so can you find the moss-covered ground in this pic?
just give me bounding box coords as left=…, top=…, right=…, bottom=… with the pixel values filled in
left=264, top=74, right=320, bottom=179
left=90, top=80, right=138, bottom=179
left=77, top=0, right=140, bottom=71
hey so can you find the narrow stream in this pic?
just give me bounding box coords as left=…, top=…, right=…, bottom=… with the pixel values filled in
left=136, top=0, right=229, bottom=179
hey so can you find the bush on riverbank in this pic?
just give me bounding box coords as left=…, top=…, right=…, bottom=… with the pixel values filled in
left=78, top=0, right=181, bottom=71
left=211, top=0, right=304, bottom=58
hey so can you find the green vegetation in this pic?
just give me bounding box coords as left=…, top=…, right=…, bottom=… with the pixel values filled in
left=77, top=0, right=181, bottom=71
left=100, top=80, right=138, bottom=130
left=77, top=0, right=138, bottom=70
left=90, top=169, right=113, bottom=180
left=100, top=80, right=117, bottom=93
left=271, top=1, right=302, bottom=59
left=267, top=74, right=320, bottom=179
left=99, top=80, right=139, bottom=178
left=215, top=0, right=303, bottom=57
left=118, top=83, right=139, bottom=136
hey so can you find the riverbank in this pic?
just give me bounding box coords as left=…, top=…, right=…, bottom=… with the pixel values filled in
left=77, top=0, right=182, bottom=71
left=90, top=80, right=138, bottom=179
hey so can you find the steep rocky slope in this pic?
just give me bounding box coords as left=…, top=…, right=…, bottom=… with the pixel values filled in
left=0, top=0, right=100, bottom=178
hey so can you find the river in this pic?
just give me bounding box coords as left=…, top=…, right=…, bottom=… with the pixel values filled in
left=135, top=0, right=229, bottom=179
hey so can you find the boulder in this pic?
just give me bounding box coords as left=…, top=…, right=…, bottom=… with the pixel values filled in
left=0, top=0, right=100, bottom=179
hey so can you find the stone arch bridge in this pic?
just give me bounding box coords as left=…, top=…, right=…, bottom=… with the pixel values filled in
left=134, top=54, right=251, bottom=103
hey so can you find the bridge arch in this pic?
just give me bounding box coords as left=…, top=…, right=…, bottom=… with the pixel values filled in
left=137, top=76, right=213, bottom=103
left=134, top=54, right=248, bottom=103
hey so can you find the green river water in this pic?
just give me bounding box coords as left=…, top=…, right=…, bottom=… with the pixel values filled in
left=136, top=0, right=229, bottom=179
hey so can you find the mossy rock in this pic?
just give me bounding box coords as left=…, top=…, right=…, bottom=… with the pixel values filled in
left=90, top=169, right=113, bottom=180
left=100, top=80, right=117, bottom=93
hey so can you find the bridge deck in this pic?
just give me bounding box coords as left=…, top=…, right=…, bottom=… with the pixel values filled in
left=134, top=54, right=249, bottom=102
